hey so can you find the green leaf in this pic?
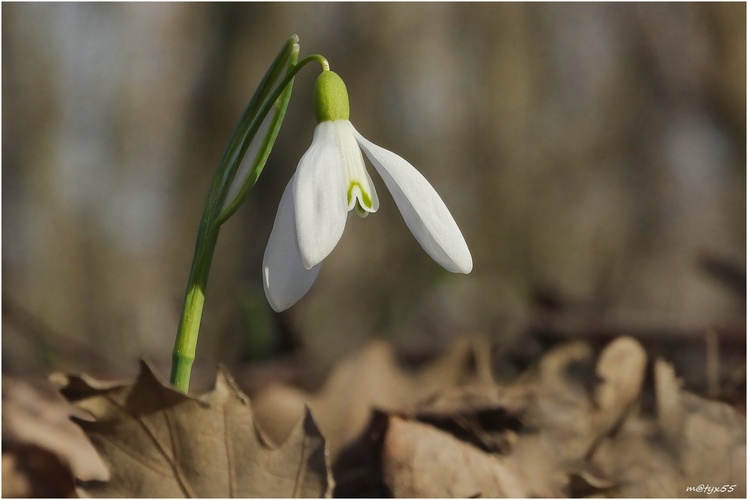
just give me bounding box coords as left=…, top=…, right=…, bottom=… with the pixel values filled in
left=215, top=37, right=300, bottom=225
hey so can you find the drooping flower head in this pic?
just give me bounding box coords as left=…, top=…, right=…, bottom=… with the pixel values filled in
left=263, top=70, right=472, bottom=312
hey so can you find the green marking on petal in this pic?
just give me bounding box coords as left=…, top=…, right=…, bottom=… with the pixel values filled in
left=347, top=181, right=373, bottom=210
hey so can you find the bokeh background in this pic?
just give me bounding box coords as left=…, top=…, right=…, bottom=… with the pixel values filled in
left=3, top=3, right=745, bottom=385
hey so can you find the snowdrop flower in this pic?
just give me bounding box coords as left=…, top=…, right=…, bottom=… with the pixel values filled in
left=263, top=70, right=472, bottom=311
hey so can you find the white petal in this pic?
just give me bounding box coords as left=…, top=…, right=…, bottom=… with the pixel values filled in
left=294, top=122, right=349, bottom=269
left=353, top=127, right=473, bottom=274
left=263, top=176, right=321, bottom=312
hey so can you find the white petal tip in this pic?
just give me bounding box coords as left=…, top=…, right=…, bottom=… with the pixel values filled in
left=263, top=268, right=292, bottom=312
left=458, top=261, right=473, bottom=275
left=263, top=263, right=320, bottom=313
left=299, top=247, right=324, bottom=270
left=445, top=253, right=473, bottom=274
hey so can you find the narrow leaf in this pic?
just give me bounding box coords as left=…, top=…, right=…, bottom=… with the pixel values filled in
left=216, top=38, right=300, bottom=224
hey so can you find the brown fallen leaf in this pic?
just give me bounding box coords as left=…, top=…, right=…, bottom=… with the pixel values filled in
left=252, top=338, right=480, bottom=458
left=2, top=445, right=76, bottom=497
left=254, top=334, right=743, bottom=498
left=332, top=410, right=392, bottom=497
left=55, top=361, right=333, bottom=498
left=353, top=336, right=743, bottom=497
left=522, top=337, right=647, bottom=468
left=2, top=376, right=109, bottom=496
left=342, top=338, right=634, bottom=497
left=655, top=359, right=746, bottom=497
left=414, top=384, right=527, bottom=455
left=593, top=336, right=647, bottom=432
left=523, top=341, right=598, bottom=465
left=584, top=356, right=746, bottom=497
left=382, top=416, right=527, bottom=497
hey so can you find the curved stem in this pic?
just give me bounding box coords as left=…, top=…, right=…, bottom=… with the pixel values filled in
left=169, top=41, right=329, bottom=392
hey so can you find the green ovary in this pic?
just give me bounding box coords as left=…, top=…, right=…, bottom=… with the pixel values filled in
left=314, top=71, right=350, bottom=123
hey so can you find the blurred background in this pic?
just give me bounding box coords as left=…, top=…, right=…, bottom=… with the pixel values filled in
left=3, top=3, right=745, bottom=386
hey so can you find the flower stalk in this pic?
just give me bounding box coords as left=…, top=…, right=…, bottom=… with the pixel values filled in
left=169, top=35, right=470, bottom=393
left=170, top=36, right=328, bottom=392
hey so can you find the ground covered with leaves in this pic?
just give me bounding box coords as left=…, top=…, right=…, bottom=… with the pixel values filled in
left=3, top=314, right=745, bottom=498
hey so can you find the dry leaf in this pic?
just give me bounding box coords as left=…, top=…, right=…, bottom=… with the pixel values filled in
left=587, top=357, right=746, bottom=497
left=655, top=359, right=746, bottom=497
left=414, top=384, right=527, bottom=455
left=524, top=341, right=598, bottom=465
left=2, top=376, right=109, bottom=496
left=348, top=336, right=747, bottom=497
left=587, top=416, right=682, bottom=497
left=252, top=338, right=479, bottom=457
left=593, top=336, right=647, bottom=431
left=340, top=338, right=641, bottom=497
left=56, top=361, right=333, bottom=497
left=255, top=335, right=745, bottom=497
left=332, top=410, right=392, bottom=497
left=2, top=445, right=77, bottom=497
left=382, top=416, right=527, bottom=497
left=523, top=337, right=647, bottom=469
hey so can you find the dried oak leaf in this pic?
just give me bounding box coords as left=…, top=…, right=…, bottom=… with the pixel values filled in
left=55, top=361, right=333, bottom=498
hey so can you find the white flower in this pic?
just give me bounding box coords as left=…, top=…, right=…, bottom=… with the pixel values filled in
left=262, top=71, right=472, bottom=312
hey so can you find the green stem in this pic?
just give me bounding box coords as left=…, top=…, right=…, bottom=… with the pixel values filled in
left=169, top=38, right=330, bottom=393
left=170, top=223, right=219, bottom=390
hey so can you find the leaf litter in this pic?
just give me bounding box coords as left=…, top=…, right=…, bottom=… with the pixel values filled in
left=332, top=336, right=745, bottom=497
left=3, top=333, right=744, bottom=497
